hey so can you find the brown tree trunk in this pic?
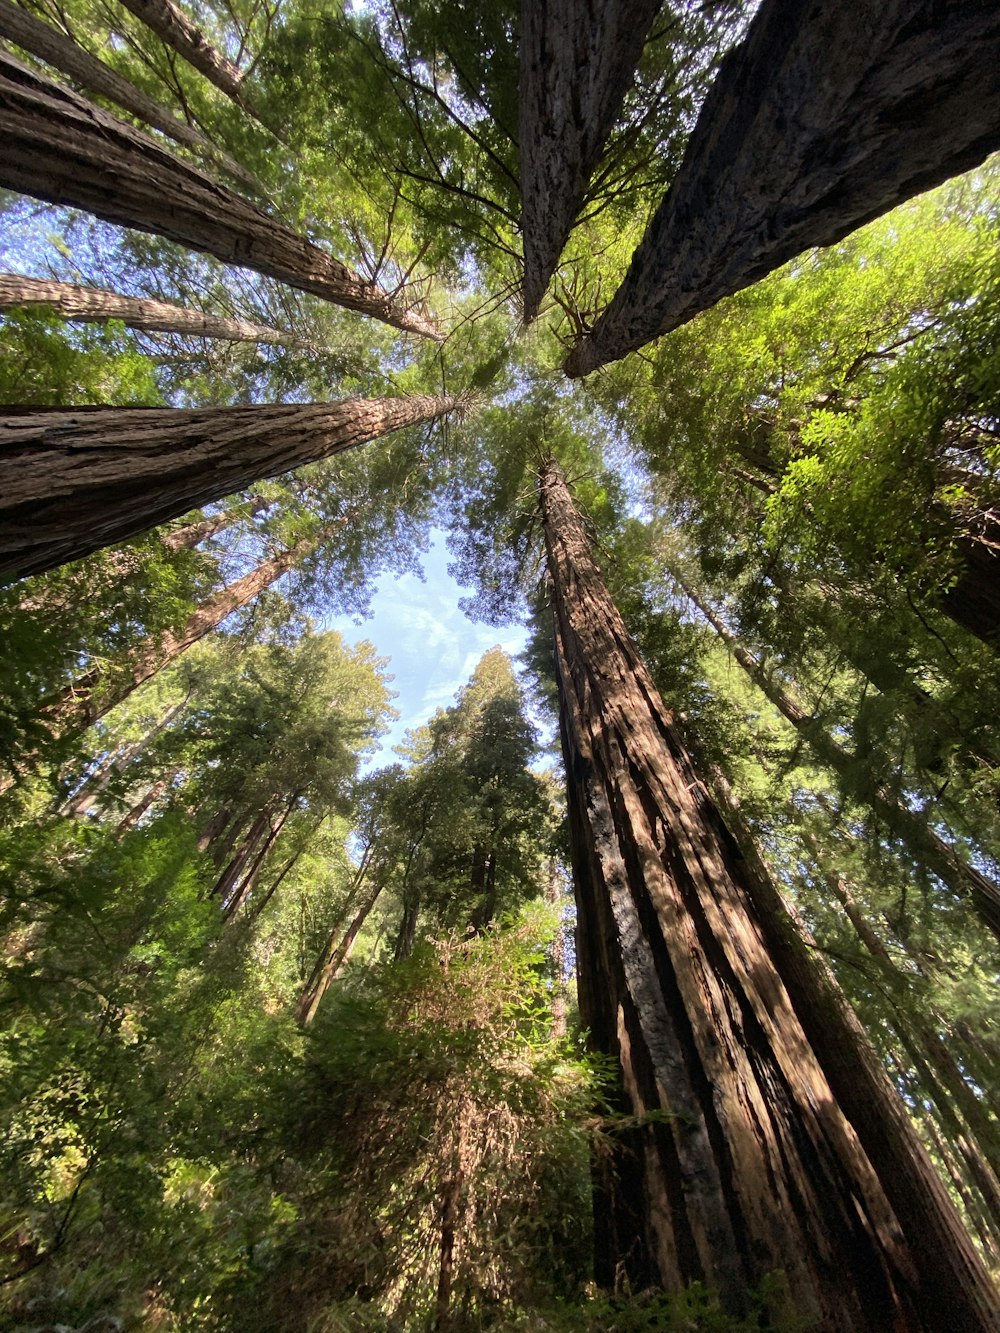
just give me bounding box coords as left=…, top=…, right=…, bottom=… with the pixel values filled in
left=222, top=795, right=297, bottom=918
left=671, top=566, right=1000, bottom=941
left=0, top=54, right=441, bottom=341
left=48, top=525, right=334, bottom=736
left=0, top=392, right=456, bottom=580
left=212, top=806, right=272, bottom=905
left=0, top=0, right=259, bottom=190
left=544, top=857, right=568, bottom=1038
left=565, top=2, right=1000, bottom=376
left=0, top=273, right=308, bottom=347
left=115, top=772, right=173, bottom=835
left=539, top=457, right=999, bottom=1330
left=59, top=693, right=188, bottom=814
left=518, top=0, right=662, bottom=320
left=161, top=495, right=269, bottom=551
left=117, top=0, right=265, bottom=126
left=434, top=1114, right=468, bottom=1333
left=297, top=867, right=383, bottom=1027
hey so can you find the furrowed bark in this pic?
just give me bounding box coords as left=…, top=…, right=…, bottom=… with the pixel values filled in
left=671, top=568, right=1000, bottom=942
left=519, top=0, right=662, bottom=320
left=0, top=273, right=308, bottom=347
left=540, top=457, right=999, bottom=1329
left=0, top=393, right=455, bottom=580
left=565, top=1, right=1000, bottom=376
left=0, top=0, right=259, bottom=191
left=0, top=54, right=442, bottom=341
left=117, top=0, right=260, bottom=120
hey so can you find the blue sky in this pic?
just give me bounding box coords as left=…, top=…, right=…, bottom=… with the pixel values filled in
left=325, top=530, right=529, bottom=763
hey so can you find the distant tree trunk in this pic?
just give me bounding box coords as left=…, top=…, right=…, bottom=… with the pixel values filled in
left=118, top=0, right=265, bottom=125
left=565, top=2, right=1000, bottom=375
left=544, top=857, right=567, bottom=1038
left=212, top=805, right=276, bottom=905
left=393, top=887, right=421, bottom=963
left=59, top=693, right=188, bottom=815
left=468, top=845, right=497, bottom=931
left=0, top=54, right=442, bottom=341
left=0, top=392, right=456, bottom=580
left=115, top=771, right=174, bottom=835
left=539, top=456, right=999, bottom=1330
left=0, top=0, right=259, bottom=190
left=48, top=525, right=334, bottom=737
left=670, top=566, right=1000, bottom=942
left=0, top=274, right=309, bottom=348
left=297, top=869, right=383, bottom=1027
left=942, top=515, right=1000, bottom=648
left=434, top=1113, right=468, bottom=1333
left=161, top=495, right=270, bottom=551
left=519, top=0, right=662, bottom=320
left=222, top=794, right=298, bottom=918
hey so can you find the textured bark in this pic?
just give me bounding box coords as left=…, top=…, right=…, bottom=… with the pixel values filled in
left=0, top=273, right=307, bottom=347
left=117, top=0, right=257, bottom=118
left=0, top=392, right=455, bottom=581
left=565, top=1, right=1000, bottom=376
left=672, top=568, right=1000, bottom=942
left=48, top=526, right=335, bottom=737
left=161, top=495, right=270, bottom=552
left=0, top=0, right=258, bottom=190
left=540, top=457, right=998, bottom=1329
left=518, top=0, right=662, bottom=320
left=0, top=55, right=441, bottom=341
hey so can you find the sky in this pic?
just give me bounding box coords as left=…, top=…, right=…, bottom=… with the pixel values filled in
left=325, top=529, right=529, bottom=764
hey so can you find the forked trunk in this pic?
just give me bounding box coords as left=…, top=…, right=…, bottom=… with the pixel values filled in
left=0, top=394, right=455, bottom=580
left=0, top=0, right=259, bottom=190
left=519, top=0, right=662, bottom=320
left=565, top=2, right=1000, bottom=375
left=0, top=55, right=441, bottom=341
left=0, top=274, right=308, bottom=348
left=539, top=457, right=999, bottom=1330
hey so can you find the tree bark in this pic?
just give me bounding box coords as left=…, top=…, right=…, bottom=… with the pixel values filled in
left=565, top=1, right=1000, bottom=376
left=544, top=856, right=567, bottom=1038
left=0, top=54, right=442, bottom=342
left=0, top=0, right=259, bottom=190
left=117, top=0, right=264, bottom=125
left=0, top=273, right=309, bottom=347
left=161, top=495, right=269, bottom=551
left=671, top=566, right=1000, bottom=942
left=0, top=392, right=455, bottom=581
left=519, top=0, right=662, bottom=320
left=540, top=457, right=999, bottom=1329
left=47, top=524, right=337, bottom=737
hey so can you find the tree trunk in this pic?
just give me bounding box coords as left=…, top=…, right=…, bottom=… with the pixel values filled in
left=0, top=273, right=308, bottom=348
left=115, top=772, right=172, bottom=835
left=59, top=693, right=188, bottom=815
left=117, top=0, right=265, bottom=126
left=47, top=524, right=335, bottom=737
left=212, top=806, right=273, bottom=906
left=565, top=2, right=1000, bottom=376
left=297, top=870, right=383, bottom=1027
left=544, top=857, right=568, bottom=1038
left=539, top=457, right=999, bottom=1330
left=222, top=795, right=296, bottom=919
left=671, top=566, right=1000, bottom=941
left=0, top=392, right=456, bottom=580
left=161, top=495, right=269, bottom=551
left=0, top=54, right=441, bottom=341
left=519, top=0, right=662, bottom=320
left=0, top=0, right=259, bottom=191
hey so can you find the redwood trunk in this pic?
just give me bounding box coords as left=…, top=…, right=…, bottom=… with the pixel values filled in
left=0, top=273, right=307, bottom=347
left=0, top=54, right=441, bottom=341
left=672, top=568, right=1000, bottom=941
left=161, top=495, right=269, bottom=551
left=0, top=393, right=455, bottom=580
left=519, top=0, right=662, bottom=320
left=540, top=458, right=998, bottom=1329
left=297, top=870, right=383, bottom=1027
left=0, top=0, right=258, bottom=190
left=49, top=526, right=335, bottom=735
left=565, top=2, right=1000, bottom=375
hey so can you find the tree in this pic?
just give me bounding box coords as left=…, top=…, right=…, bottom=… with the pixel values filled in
left=0, top=274, right=311, bottom=348
left=0, top=53, right=442, bottom=339
left=539, top=455, right=998, bottom=1329
left=0, top=393, right=457, bottom=579
left=566, top=1, right=1000, bottom=375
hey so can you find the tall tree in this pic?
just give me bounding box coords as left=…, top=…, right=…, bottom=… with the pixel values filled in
left=565, top=1, right=1000, bottom=375
left=0, top=394, right=457, bottom=580
left=539, top=456, right=999, bottom=1330
left=0, top=0, right=259, bottom=190
left=0, top=274, right=310, bottom=348
left=0, top=53, right=441, bottom=339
